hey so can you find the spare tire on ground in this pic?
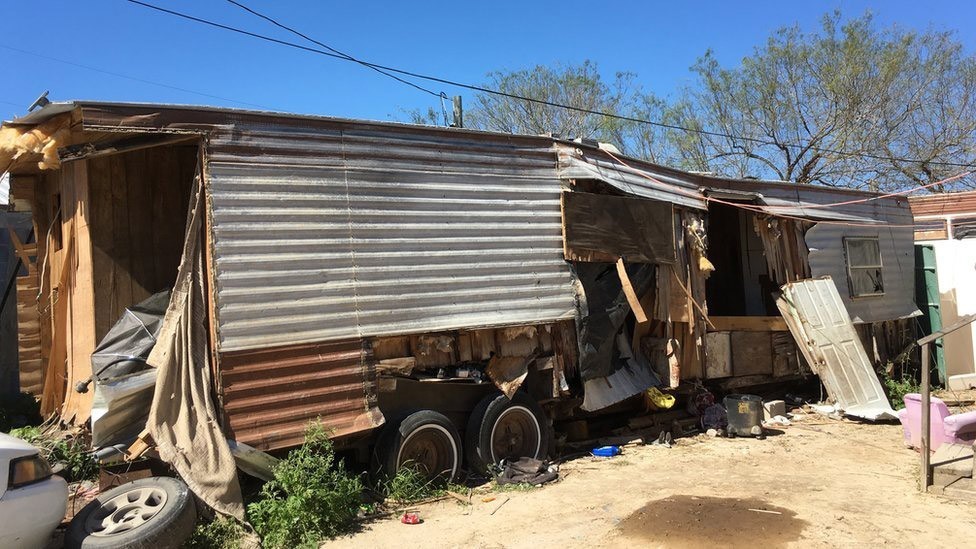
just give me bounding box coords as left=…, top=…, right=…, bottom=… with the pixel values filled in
left=466, top=391, right=552, bottom=474
left=66, top=476, right=197, bottom=549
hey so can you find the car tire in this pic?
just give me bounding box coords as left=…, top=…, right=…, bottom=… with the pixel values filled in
left=376, top=410, right=463, bottom=481
left=66, top=476, right=197, bottom=549
left=465, top=391, right=551, bottom=474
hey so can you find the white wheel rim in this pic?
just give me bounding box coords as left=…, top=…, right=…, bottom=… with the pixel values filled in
left=396, top=423, right=459, bottom=479
left=489, top=405, right=542, bottom=464
left=85, top=486, right=169, bottom=537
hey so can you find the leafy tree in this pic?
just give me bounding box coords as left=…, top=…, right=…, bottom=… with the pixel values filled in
left=417, top=12, right=976, bottom=191
left=679, top=12, right=976, bottom=191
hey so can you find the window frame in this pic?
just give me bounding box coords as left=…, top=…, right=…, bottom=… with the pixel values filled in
left=843, top=236, right=885, bottom=298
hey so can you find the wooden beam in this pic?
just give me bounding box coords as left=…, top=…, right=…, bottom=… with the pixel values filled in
left=616, top=258, right=648, bottom=324
left=708, top=315, right=789, bottom=332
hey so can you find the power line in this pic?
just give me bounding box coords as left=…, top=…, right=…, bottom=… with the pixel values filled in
left=224, top=0, right=440, bottom=98
left=0, top=44, right=273, bottom=111
left=124, top=0, right=976, bottom=172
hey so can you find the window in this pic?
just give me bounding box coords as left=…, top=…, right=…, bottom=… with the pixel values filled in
left=844, top=237, right=884, bottom=297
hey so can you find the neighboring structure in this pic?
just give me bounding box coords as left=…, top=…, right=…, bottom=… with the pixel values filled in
left=0, top=101, right=919, bottom=514
left=0, top=170, right=35, bottom=397
left=911, top=190, right=976, bottom=389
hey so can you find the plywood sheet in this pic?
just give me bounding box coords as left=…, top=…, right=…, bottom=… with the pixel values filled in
left=730, top=331, right=773, bottom=377
left=704, top=331, right=732, bottom=379
left=561, top=191, right=675, bottom=264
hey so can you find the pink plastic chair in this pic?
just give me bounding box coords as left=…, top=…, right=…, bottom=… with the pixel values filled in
left=897, top=393, right=976, bottom=451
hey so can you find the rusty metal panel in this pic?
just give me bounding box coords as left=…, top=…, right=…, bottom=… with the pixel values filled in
left=777, top=277, right=896, bottom=420
left=910, top=190, right=976, bottom=218
left=206, top=123, right=577, bottom=353
left=220, top=339, right=383, bottom=451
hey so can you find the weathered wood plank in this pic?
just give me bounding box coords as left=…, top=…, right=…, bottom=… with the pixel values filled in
left=731, top=331, right=773, bottom=377
left=561, top=191, right=676, bottom=264
left=709, top=316, right=789, bottom=332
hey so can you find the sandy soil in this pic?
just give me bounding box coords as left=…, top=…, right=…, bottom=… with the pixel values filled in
left=327, top=415, right=976, bottom=548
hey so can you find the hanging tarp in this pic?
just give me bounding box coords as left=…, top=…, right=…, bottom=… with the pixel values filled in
left=146, top=177, right=244, bottom=519
left=89, top=291, right=169, bottom=448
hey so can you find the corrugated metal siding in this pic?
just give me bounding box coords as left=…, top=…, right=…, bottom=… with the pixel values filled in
left=805, top=197, right=919, bottom=323
left=220, top=339, right=383, bottom=451
left=556, top=145, right=706, bottom=210
left=207, top=124, right=577, bottom=352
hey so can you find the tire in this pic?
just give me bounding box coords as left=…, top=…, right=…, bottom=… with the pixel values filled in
left=66, top=476, right=197, bottom=549
left=465, top=391, right=552, bottom=474
left=376, top=410, right=463, bottom=481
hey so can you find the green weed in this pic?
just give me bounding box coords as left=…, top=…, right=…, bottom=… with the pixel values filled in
left=493, top=481, right=538, bottom=492
left=881, top=371, right=920, bottom=410
left=246, top=423, right=363, bottom=549
left=10, top=426, right=97, bottom=482
left=382, top=463, right=447, bottom=504
left=182, top=516, right=243, bottom=549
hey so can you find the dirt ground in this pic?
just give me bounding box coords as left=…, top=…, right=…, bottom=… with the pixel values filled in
left=328, top=415, right=976, bottom=548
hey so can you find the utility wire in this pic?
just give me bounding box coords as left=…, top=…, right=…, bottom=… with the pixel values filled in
left=224, top=0, right=440, bottom=98
left=125, top=0, right=976, bottom=170
left=0, top=43, right=273, bottom=111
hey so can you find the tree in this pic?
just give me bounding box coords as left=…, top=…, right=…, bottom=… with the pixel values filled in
left=670, top=12, right=976, bottom=191
left=402, top=12, right=976, bottom=191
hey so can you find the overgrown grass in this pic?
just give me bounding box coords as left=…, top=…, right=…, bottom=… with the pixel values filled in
left=10, top=425, right=97, bottom=483
left=246, top=424, right=363, bottom=549
left=382, top=463, right=446, bottom=504
left=493, top=481, right=538, bottom=492
left=182, top=517, right=243, bottom=549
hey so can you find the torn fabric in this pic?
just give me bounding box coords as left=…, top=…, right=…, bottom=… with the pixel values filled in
left=146, top=177, right=244, bottom=519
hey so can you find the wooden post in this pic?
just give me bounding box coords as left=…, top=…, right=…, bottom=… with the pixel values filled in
left=452, top=95, right=463, bottom=128
left=920, top=343, right=931, bottom=491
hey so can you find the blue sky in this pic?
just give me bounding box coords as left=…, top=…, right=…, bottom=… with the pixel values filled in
left=2, top=0, right=975, bottom=124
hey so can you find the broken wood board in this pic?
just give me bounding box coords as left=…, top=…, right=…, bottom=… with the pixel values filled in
left=709, top=316, right=789, bottom=332
left=561, top=191, right=676, bottom=264
left=616, top=258, right=648, bottom=324
left=486, top=355, right=535, bottom=399
left=704, top=332, right=732, bottom=379
left=731, top=331, right=773, bottom=377
left=376, top=357, right=417, bottom=376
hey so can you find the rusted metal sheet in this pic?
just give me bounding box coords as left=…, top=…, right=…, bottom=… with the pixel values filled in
left=910, top=190, right=976, bottom=217
left=206, top=123, right=577, bottom=352
left=220, top=339, right=383, bottom=451
left=910, top=190, right=976, bottom=240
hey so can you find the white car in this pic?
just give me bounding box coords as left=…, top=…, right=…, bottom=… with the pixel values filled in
left=0, top=432, right=68, bottom=549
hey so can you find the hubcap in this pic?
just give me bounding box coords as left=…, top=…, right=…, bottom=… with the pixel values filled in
left=85, top=487, right=168, bottom=537
left=490, top=405, right=541, bottom=463
left=397, top=425, right=457, bottom=480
